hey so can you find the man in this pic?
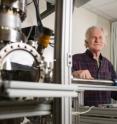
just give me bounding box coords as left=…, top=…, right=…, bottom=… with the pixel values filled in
left=72, top=26, right=117, bottom=106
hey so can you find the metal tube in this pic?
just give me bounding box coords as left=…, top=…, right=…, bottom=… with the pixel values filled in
left=72, top=78, right=113, bottom=86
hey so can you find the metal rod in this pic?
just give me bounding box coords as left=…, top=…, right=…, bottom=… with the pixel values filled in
left=72, top=78, right=113, bottom=85
left=1, top=81, right=78, bottom=97
left=0, top=101, right=51, bottom=120
left=72, top=84, right=117, bottom=91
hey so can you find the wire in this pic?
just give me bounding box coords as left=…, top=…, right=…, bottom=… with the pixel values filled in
left=26, top=1, right=33, bottom=6
left=49, top=43, right=54, bottom=47
left=26, top=26, right=33, bottom=41
left=72, top=106, right=94, bottom=115
left=33, top=0, right=43, bottom=33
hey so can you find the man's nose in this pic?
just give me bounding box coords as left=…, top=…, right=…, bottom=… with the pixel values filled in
left=95, top=37, right=100, bottom=42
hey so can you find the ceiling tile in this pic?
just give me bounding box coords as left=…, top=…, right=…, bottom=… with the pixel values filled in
left=83, top=0, right=117, bottom=21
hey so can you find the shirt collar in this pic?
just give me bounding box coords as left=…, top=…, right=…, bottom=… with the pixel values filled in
left=85, top=49, right=103, bottom=60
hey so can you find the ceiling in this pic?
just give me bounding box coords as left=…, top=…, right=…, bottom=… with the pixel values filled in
left=81, top=0, right=117, bottom=22
left=27, top=0, right=117, bottom=22
left=44, top=0, right=117, bottom=22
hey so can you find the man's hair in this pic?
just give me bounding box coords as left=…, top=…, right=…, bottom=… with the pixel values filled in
left=85, top=26, right=105, bottom=48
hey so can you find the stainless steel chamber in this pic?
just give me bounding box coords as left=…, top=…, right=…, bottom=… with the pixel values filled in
left=0, top=0, right=26, bottom=43
left=0, top=0, right=45, bottom=82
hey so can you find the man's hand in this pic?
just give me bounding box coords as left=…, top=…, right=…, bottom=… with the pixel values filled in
left=72, top=70, right=94, bottom=79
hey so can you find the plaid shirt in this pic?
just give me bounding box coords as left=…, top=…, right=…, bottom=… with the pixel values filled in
left=72, top=49, right=117, bottom=106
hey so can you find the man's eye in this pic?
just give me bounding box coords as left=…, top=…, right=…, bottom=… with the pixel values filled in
left=91, top=37, right=95, bottom=40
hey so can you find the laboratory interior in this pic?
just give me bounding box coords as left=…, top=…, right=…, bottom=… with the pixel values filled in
left=0, top=0, right=117, bottom=124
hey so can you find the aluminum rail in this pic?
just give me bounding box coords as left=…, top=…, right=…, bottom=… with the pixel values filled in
left=75, top=84, right=117, bottom=91
left=79, top=106, right=117, bottom=117
left=1, top=79, right=117, bottom=120
left=1, top=79, right=117, bottom=98
left=79, top=106, right=117, bottom=124
left=1, top=81, right=78, bottom=98
left=72, top=78, right=113, bottom=85
left=0, top=81, right=77, bottom=120
left=0, top=101, right=51, bottom=120
left=72, top=78, right=117, bottom=91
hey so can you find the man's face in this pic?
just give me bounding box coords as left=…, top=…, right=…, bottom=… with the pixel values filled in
left=87, top=28, right=106, bottom=52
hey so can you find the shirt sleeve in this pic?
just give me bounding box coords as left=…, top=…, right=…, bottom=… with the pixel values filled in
left=109, top=61, right=117, bottom=100
left=72, top=54, right=80, bottom=72
left=109, top=62, right=117, bottom=80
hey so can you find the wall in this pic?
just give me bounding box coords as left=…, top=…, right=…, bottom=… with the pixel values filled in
left=22, top=5, right=111, bottom=61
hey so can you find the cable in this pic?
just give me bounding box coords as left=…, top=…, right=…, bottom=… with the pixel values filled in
left=26, top=1, right=33, bottom=6
left=33, top=0, right=43, bottom=33
left=72, top=106, right=94, bottom=115
left=26, top=26, right=33, bottom=40
left=49, top=42, right=54, bottom=47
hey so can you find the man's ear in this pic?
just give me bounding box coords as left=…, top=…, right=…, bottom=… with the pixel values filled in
left=85, top=40, right=88, bottom=48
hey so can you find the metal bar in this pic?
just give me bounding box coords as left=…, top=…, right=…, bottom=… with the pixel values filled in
left=72, top=78, right=113, bottom=85
left=79, top=107, right=117, bottom=124
left=53, top=0, right=73, bottom=124
left=0, top=101, right=51, bottom=120
left=0, top=111, right=50, bottom=120
left=1, top=80, right=117, bottom=98
left=4, top=81, right=77, bottom=91
left=7, top=89, right=77, bottom=97
left=72, top=84, right=117, bottom=91
left=79, top=106, right=117, bottom=117
left=1, top=81, right=78, bottom=97
left=41, top=6, right=55, bottom=19
left=56, top=0, right=73, bottom=124
left=72, top=78, right=117, bottom=91
left=80, top=116, right=117, bottom=124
